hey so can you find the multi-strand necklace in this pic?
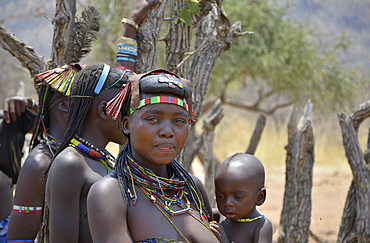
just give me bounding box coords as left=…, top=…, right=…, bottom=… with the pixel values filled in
left=38, top=132, right=61, bottom=156
left=69, top=135, right=115, bottom=172
left=122, top=151, right=216, bottom=243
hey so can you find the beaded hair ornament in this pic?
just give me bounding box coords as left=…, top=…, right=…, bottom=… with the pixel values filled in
left=107, top=69, right=196, bottom=122
left=35, top=64, right=84, bottom=96
left=30, top=64, right=84, bottom=151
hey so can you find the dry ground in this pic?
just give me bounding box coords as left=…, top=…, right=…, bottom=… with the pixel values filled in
left=199, top=107, right=365, bottom=243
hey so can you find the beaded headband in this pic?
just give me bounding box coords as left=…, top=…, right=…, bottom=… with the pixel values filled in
left=35, top=64, right=84, bottom=96
left=94, top=64, right=111, bottom=94
left=129, top=96, right=188, bottom=114
left=107, top=69, right=196, bottom=122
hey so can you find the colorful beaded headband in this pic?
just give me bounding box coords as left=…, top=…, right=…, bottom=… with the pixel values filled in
left=107, top=69, right=196, bottom=122
left=129, top=96, right=189, bottom=114
left=35, top=64, right=83, bottom=96
left=94, top=64, right=111, bottom=94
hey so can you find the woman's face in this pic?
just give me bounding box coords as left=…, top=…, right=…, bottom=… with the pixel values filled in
left=123, top=95, right=189, bottom=175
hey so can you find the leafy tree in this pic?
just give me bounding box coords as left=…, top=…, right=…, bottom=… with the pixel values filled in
left=210, top=0, right=361, bottom=114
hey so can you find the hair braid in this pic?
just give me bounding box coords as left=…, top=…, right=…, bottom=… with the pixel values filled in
left=29, top=85, right=54, bottom=150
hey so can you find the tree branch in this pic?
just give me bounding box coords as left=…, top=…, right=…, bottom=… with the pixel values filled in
left=0, top=25, right=46, bottom=77
left=245, top=114, right=266, bottom=155
left=222, top=98, right=293, bottom=115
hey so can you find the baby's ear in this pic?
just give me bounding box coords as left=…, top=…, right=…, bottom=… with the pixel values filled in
left=256, top=188, right=267, bottom=206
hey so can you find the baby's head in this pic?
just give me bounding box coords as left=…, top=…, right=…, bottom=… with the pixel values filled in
left=215, top=153, right=266, bottom=221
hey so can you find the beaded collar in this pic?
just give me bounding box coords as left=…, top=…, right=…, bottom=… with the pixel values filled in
left=69, top=135, right=115, bottom=172
left=236, top=215, right=265, bottom=223
left=123, top=151, right=210, bottom=218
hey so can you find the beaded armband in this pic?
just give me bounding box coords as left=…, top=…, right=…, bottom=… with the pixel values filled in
left=7, top=240, right=35, bottom=243
left=117, top=36, right=138, bottom=64
left=118, top=36, right=137, bottom=47
left=13, top=205, right=43, bottom=214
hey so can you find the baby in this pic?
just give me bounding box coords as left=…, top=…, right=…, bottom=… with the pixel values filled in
left=211, top=153, right=273, bottom=243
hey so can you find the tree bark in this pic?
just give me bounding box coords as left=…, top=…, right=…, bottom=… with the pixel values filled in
left=279, top=101, right=315, bottom=243
left=164, top=0, right=193, bottom=76
left=50, top=0, right=76, bottom=66
left=180, top=1, right=244, bottom=169
left=135, top=0, right=168, bottom=73
left=202, top=99, right=224, bottom=207
left=337, top=101, right=370, bottom=243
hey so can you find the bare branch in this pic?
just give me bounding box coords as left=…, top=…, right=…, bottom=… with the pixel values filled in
left=177, top=35, right=211, bottom=69
left=245, top=114, right=266, bottom=155
left=222, top=98, right=293, bottom=115
left=0, top=25, right=46, bottom=77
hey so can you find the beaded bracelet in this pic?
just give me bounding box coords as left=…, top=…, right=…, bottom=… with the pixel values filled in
left=121, top=18, right=139, bottom=30
left=118, top=36, right=138, bottom=47
left=117, top=56, right=137, bottom=63
left=7, top=240, right=35, bottom=243
left=117, top=49, right=138, bottom=57
left=13, top=205, right=43, bottom=213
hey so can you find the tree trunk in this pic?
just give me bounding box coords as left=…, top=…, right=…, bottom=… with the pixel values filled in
left=245, top=114, right=266, bottom=155
left=164, top=0, right=193, bottom=76
left=202, top=99, right=224, bottom=207
left=135, top=0, right=168, bottom=73
left=279, top=101, right=315, bottom=243
left=337, top=101, right=370, bottom=243
left=50, top=0, right=76, bottom=66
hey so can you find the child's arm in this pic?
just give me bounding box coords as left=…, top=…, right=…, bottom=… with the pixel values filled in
left=254, top=218, right=273, bottom=243
left=210, top=222, right=230, bottom=243
left=87, top=175, right=133, bottom=243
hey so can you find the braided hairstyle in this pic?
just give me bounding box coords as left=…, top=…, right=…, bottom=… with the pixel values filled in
left=113, top=70, right=210, bottom=219
left=29, top=85, right=55, bottom=150
left=44, top=64, right=127, bottom=177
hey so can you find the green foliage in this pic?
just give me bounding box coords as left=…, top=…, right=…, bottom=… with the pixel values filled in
left=88, top=0, right=132, bottom=64
left=211, top=0, right=362, bottom=112
left=174, top=2, right=200, bottom=26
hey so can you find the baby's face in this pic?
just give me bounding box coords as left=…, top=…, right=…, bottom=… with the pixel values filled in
left=215, top=168, right=260, bottom=221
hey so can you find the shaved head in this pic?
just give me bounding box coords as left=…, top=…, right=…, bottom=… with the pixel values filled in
left=216, top=153, right=265, bottom=189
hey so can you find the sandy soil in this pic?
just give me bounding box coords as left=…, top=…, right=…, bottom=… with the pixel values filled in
left=260, top=165, right=352, bottom=243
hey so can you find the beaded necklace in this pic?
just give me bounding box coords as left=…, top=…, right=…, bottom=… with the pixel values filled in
left=69, top=135, right=115, bottom=172
left=38, top=132, right=61, bottom=156
left=122, top=151, right=217, bottom=242
left=236, top=215, right=265, bottom=222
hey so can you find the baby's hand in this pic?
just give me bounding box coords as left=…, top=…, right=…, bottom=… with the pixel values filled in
left=210, top=222, right=230, bottom=243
